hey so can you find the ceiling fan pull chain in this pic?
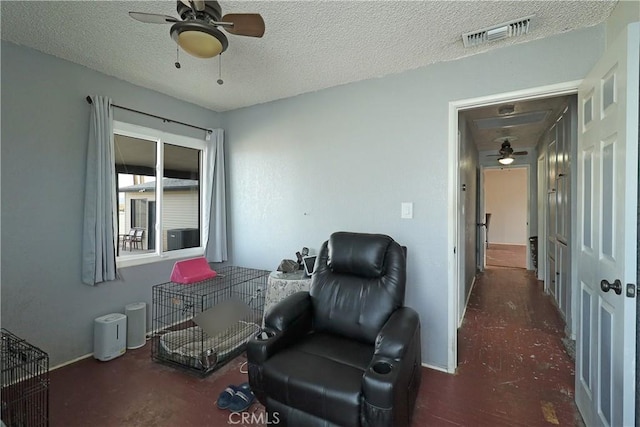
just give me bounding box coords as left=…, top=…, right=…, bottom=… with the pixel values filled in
left=217, top=54, right=224, bottom=85
left=175, top=46, right=181, bottom=69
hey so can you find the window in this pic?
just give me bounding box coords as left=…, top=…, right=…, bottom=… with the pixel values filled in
left=114, top=121, right=207, bottom=267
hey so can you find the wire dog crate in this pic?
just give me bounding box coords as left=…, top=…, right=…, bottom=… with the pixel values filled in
left=1, top=329, right=49, bottom=427
left=151, top=265, right=268, bottom=376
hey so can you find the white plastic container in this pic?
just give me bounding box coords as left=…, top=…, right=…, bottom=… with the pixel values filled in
left=93, top=313, right=127, bottom=361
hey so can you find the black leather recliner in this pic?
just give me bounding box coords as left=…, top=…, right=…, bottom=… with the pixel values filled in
left=247, top=232, right=422, bottom=427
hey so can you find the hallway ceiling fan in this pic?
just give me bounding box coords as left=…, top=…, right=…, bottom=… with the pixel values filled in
left=488, top=139, right=528, bottom=165
left=129, top=0, right=265, bottom=59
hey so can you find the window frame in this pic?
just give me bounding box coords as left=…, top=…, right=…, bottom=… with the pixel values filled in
left=114, top=121, right=208, bottom=268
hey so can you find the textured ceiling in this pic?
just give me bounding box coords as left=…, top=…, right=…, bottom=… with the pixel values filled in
left=1, top=1, right=615, bottom=112
left=462, top=95, right=571, bottom=152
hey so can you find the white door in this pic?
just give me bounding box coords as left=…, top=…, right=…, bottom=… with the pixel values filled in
left=575, top=23, right=639, bottom=427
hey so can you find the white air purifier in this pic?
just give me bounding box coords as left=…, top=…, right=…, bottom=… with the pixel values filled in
left=94, top=313, right=127, bottom=361
left=125, top=302, right=146, bottom=349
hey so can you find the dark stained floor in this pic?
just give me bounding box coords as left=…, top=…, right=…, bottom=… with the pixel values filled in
left=418, top=267, right=582, bottom=426
left=49, top=266, right=581, bottom=426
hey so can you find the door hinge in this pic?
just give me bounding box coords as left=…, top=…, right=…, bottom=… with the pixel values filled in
left=454, top=246, right=456, bottom=254
left=626, top=283, right=636, bottom=298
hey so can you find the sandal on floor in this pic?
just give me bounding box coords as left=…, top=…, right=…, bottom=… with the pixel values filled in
left=228, top=386, right=255, bottom=413
left=216, top=385, right=238, bottom=409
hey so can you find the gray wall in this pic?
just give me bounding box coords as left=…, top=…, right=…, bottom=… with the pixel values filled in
left=606, top=0, right=640, bottom=48
left=1, top=41, right=221, bottom=366
left=222, top=25, right=605, bottom=370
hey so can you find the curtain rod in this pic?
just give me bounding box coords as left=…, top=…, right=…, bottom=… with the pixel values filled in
left=85, top=96, right=212, bottom=134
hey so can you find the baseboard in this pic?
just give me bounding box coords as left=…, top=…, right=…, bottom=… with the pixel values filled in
left=50, top=329, right=156, bottom=372
left=421, top=362, right=453, bottom=374
left=50, top=353, right=93, bottom=371
left=51, top=320, right=188, bottom=372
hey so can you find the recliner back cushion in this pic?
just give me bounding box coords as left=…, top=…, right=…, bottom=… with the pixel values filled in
left=327, top=232, right=389, bottom=278
left=310, top=232, right=406, bottom=344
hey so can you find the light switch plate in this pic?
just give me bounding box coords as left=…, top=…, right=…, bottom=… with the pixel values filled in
left=401, top=202, right=413, bottom=219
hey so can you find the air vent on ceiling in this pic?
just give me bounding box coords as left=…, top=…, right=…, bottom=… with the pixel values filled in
left=473, top=110, right=550, bottom=130
left=462, top=15, right=534, bottom=48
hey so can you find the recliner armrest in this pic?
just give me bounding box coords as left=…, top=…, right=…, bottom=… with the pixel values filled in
left=265, top=291, right=313, bottom=332
left=374, top=307, right=420, bottom=360
left=246, top=291, right=313, bottom=364
left=361, top=307, right=421, bottom=426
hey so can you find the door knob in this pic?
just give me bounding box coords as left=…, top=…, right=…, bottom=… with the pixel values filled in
left=601, top=279, right=623, bottom=295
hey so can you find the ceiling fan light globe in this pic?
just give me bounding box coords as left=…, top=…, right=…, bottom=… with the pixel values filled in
left=178, top=30, right=222, bottom=57
left=171, top=21, right=228, bottom=58
left=498, top=157, right=515, bottom=165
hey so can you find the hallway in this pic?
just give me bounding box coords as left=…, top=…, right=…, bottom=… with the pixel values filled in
left=420, top=266, right=582, bottom=425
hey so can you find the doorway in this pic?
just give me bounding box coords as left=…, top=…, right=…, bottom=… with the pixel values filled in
left=483, top=167, right=528, bottom=269
left=448, top=80, right=580, bottom=370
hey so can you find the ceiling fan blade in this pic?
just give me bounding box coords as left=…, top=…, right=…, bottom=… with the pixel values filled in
left=513, top=151, right=529, bottom=155
left=221, top=13, right=265, bottom=37
left=179, top=1, right=205, bottom=12
left=129, top=12, right=178, bottom=24
left=192, top=0, right=206, bottom=11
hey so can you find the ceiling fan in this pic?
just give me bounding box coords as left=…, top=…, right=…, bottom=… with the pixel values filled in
left=489, top=139, right=528, bottom=165
left=129, top=1, right=265, bottom=59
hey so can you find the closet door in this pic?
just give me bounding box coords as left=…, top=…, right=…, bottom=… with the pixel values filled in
left=558, top=242, right=570, bottom=319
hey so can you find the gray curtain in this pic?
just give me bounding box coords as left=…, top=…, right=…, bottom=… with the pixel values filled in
left=82, top=96, right=118, bottom=285
left=204, top=129, right=228, bottom=262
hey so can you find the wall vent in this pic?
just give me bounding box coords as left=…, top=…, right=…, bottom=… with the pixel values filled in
left=462, top=15, right=534, bottom=48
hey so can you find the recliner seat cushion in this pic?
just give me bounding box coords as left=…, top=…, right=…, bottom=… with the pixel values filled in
left=262, top=333, right=374, bottom=427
